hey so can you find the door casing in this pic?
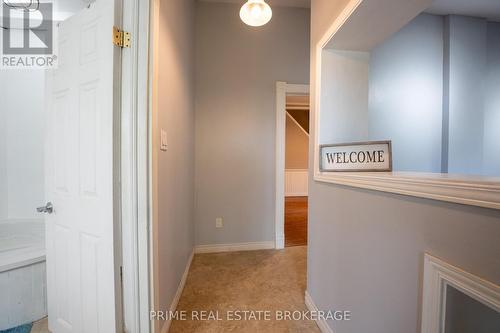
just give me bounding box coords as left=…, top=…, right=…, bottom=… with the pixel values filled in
left=120, top=0, right=152, bottom=332
left=275, top=82, right=310, bottom=249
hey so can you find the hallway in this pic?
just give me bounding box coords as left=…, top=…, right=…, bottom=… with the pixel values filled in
left=170, top=247, right=319, bottom=332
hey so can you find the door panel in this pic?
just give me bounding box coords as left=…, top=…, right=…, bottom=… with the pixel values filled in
left=45, top=1, right=118, bottom=332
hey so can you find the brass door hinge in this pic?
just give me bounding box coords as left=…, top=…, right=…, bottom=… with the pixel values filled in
left=113, top=26, right=131, bottom=48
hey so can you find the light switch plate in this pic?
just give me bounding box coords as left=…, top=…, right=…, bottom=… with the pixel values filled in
left=215, top=217, right=223, bottom=228
left=160, top=129, right=168, bottom=151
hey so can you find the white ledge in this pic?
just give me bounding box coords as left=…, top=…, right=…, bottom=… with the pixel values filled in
left=314, top=171, right=500, bottom=210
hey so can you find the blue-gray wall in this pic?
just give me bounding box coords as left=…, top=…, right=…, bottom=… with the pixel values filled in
left=309, top=2, right=500, bottom=333
left=369, top=14, right=444, bottom=172
left=320, top=50, right=369, bottom=144
left=483, top=22, right=500, bottom=176
left=194, top=2, right=310, bottom=246
left=368, top=14, right=500, bottom=176
left=308, top=183, right=500, bottom=333
left=156, top=1, right=195, bottom=331
left=447, top=16, right=487, bottom=175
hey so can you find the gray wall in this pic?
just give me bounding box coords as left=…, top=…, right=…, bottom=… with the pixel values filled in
left=445, top=17, right=500, bottom=176
left=320, top=50, right=369, bottom=144
left=368, top=14, right=443, bottom=172
left=444, top=285, right=500, bottom=333
left=0, top=79, right=6, bottom=221
left=194, top=2, right=310, bottom=245
left=483, top=22, right=500, bottom=176
left=156, top=0, right=195, bottom=331
left=309, top=1, right=500, bottom=333
left=447, top=15, right=487, bottom=175
left=366, top=14, right=500, bottom=175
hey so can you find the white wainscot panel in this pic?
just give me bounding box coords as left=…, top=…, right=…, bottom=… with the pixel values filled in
left=285, top=169, right=309, bottom=197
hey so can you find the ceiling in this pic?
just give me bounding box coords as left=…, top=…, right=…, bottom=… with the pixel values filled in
left=43, top=0, right=90, bottom=13
left=199, top=0, right=311, bottom=8
left=0, top=0, right=88, bottom=22
left=326, top=0, right=500, bottom=51
left=8, top=0, right=90, bottom=20
left=326, top=0, right=433, bottom=51
left=426, top=0, right=500, bottom=21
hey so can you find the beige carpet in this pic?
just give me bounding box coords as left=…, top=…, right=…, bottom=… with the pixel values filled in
left=169, top=246, right=320, bottom=332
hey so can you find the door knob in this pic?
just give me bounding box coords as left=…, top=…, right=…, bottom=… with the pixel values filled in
left=37, top=202, right=54, bottom=214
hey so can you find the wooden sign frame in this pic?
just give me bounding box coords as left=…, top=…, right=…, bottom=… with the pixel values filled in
left=319, top=140, right=392, bottom=172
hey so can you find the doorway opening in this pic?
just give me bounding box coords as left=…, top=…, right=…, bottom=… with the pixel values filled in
left=275, top=82, right=309, bottom=249
left=284, top=95, right=310, bottom=247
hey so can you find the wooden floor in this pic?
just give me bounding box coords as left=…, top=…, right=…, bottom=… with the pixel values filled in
left=285, top=196, right=308, bottom=247
left=31, top=317, right=49, bottom=333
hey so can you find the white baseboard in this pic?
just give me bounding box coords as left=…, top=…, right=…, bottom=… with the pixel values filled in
left=194, top=241, right=275, bottom=254
left=161, top=250, right=194, bottom=333
left=275, top=236, right=285, bottom=250
left=305, top=291, right=334, bottom=333
left=285, top=192, right=308, bottom=197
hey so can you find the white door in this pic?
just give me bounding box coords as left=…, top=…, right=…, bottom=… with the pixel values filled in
left=44, top=1, right=120, bottom=332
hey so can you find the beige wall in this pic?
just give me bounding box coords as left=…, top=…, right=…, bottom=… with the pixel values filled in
left=194, top=2, right=310, bottom=246
left=285, top=114, right=309, bottom=169
left=154, top=0, right=195, bottom=331
left=307, top=1, right=500, bottom=333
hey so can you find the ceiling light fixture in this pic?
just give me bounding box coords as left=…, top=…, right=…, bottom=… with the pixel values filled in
left=240, top=0, right=272, bottom=27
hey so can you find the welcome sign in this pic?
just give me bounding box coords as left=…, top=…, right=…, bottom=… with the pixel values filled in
left=320, top=141, right=392, bottom=172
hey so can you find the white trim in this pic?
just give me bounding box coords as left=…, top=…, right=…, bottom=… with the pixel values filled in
left=285, top=193, right=309, bottom=197
left=286, top=111, right=309, bottom=137
left=312, top=0, right=500, bottom=210
left=287, top=101, right=310, bottom=108
left=286, top=106, right=310, bottom=111
left=314, top=172, right=500, bottom=210
left=160, top=250, right=194, bottom=333
left=136, top=0, right=152, bottom=329
left=149, top=0, right=161, bottom=332
left=120, top=0, right=151, bottom=332
left=421, top=254, right=500, bottom=333
left=305, top=291, right=334, bottom=333
left=286, top=84, right=311, bottom=95
left=194, top=241, right=275, bottom=254
left=276, top=82, right=287, bottom=250
left=276, top=82, right=309, bottom=250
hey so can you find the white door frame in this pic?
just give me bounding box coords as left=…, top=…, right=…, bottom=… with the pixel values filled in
left=120, top=0, right=151, bottom=332
left=148, top=1, right=161, bottom=332
left=275, top=82, right=310, bottom=249
left=121, top=0, right=169, bottom=331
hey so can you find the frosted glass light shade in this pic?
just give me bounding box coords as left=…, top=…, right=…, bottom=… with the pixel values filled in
left=240, top=0, right=272, bottom=27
